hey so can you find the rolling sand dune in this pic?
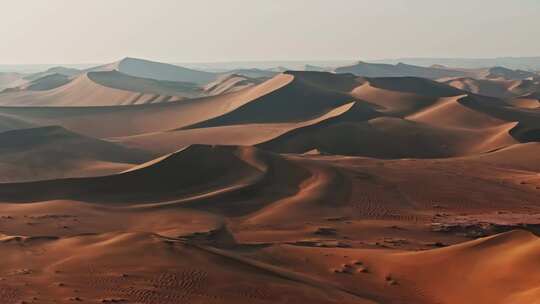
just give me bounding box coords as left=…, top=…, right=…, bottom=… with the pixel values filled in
left=22, top=66, right=82, bottom=82
left=183, top=71, right=359, bottom=129
left=0, top=61, right=539, bottom=303
left=406, top=95, right=507, bottom=129
left=204, top=73, right=265, bottom=96
left=444, top=77, right=540, bottom=98
left=220, top=68, right=278, bottom=79
left=258, top=115, right=517, bottom=158
left=0, top=72, right=294, bottom=137
left=87, top=70, right=202, bottom=97
left=0, top=229, right=374, bottom=304
left=486, top=66, right=538, bottom=80
left=334, top=61, right=472, bottom=79
left=362, top=230, right=540, bottom=303
left=0, top=112, right=35, bottom=132
left=0, top=145, right=267, bottom=203
left=0, top=71, right=200, bottom=106
left=0, top=141, right=538, bottom=302
left=351, top=77, right=463, bottom=116
left=88, top=57, right=217, bottom=84
left=113, top=102, right=356, bottom=154
left=0, top=126, right=153, bottom=182
left=0, top=72, right=25, bottom=90
left=23, top=74, right=71, bottom=91
left=507, top=97, right=540, bottom=109
left=4, top=73, right=72, bottom=92
left=245, top=230, right=540, bottom=304
left=258, top=93, right=519, bottom=158
left=0, top=71, right=533, bottom=159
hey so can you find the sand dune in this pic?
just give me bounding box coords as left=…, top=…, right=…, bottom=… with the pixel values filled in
left=351, top=77, right=463, bottom=116
left=0, top=126, right=153, bottom=182
left=204, top=73, right=264, bottom=96
left=0, top=60, right=539, bottom=303
left=444, top=77, right=540, bottom=98
left=0, top=71, right=204, bottom=106
left=370, top=230, right=540, bottom=303
left=406, top=95, right=507, bottom=129
left=507, top=97, right=539, bottom=109
left=0, top=72, right=294, bottom=137
left=487, top=66, right=538, bottom=80
left=0, top=112, right=35, bottom=133
left=258, top=93, right=519, bottom=158
left=247, top=230, right=540, bottom=304
left=24, top=74, right=71, bottom=91
left=22, top=66, right=81, bottom=82
left=0, top=72, right=25, bottom=90
left=11, top=73, right=72, bottom=91
left=0, top=71, right=533, bottom=159
left=334, top=61, right=472, bottom=79
left=0, top=229, right=373, bottom=303
left=88, top=57, right=217, bottom=84
left=0, top=145, right=267, bottom=203
left=220, top=68, right=278, bottom=79
left=113, top=102, right=356, bottom=155
left=183, top=71, right=359, bottom=129
left=259, top=115, right=517, bottom=158
left=88, top=70, right=202, bottom=97
left=0, top=139, right=538, bottom=302
left=1, top=227, right=538, bottom=303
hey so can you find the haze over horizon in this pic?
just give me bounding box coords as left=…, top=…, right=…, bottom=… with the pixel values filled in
left=2, top=0, right=539, bottom=64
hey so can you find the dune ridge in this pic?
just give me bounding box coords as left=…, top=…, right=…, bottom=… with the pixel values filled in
left=0, top=61, right=539, bottom=303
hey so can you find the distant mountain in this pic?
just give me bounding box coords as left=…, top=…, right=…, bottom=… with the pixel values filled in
left=334, top=61, right=470, bottom=79
left=373, top=57, right=540, bottom=70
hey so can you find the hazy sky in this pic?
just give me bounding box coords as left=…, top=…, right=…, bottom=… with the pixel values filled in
left=1, top=0, right=539, bottom=64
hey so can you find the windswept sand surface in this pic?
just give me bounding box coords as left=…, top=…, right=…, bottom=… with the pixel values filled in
left=0, top=72, right=200, bottom=106
left=0, top=67, right=539, bottom=303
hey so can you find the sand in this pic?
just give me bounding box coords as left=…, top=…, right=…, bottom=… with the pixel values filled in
left=0, top=64, right=538, bottom=303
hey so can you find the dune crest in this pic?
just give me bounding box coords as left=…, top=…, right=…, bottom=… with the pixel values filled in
left=0, top=57, right=539, bottom=303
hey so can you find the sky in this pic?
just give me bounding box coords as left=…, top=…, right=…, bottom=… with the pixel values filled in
left=1, top=0, right=539, bottom=64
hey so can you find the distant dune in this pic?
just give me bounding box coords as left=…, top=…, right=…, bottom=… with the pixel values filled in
left=0, top=75, right=294, bottom=138
left=0, top=126, right=153, bottom=182
left=0, top=72, right=25, bottom=90
left=88, top=57, right=217, bottom=84
left=204, top=73, right=265, bottom=96
left=444, top=77, right=540, bottom=98
left=334, top=61, right=474, bottom=79
left=0, top=70, right=536, bottom=159
left=372, top=56, right=540, bottom=70
left=184, top=71, right=359, bottom=129
left=0, top=57, right=539, bottom=303
left=22, top=66, right=82, bottom=82
left=219, top=68, right=278, bottom=79
left=0, top=71, right=199, bottom=106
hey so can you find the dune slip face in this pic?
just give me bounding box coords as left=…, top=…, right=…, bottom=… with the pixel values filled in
left=0, top=57, right=539, bottom=304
